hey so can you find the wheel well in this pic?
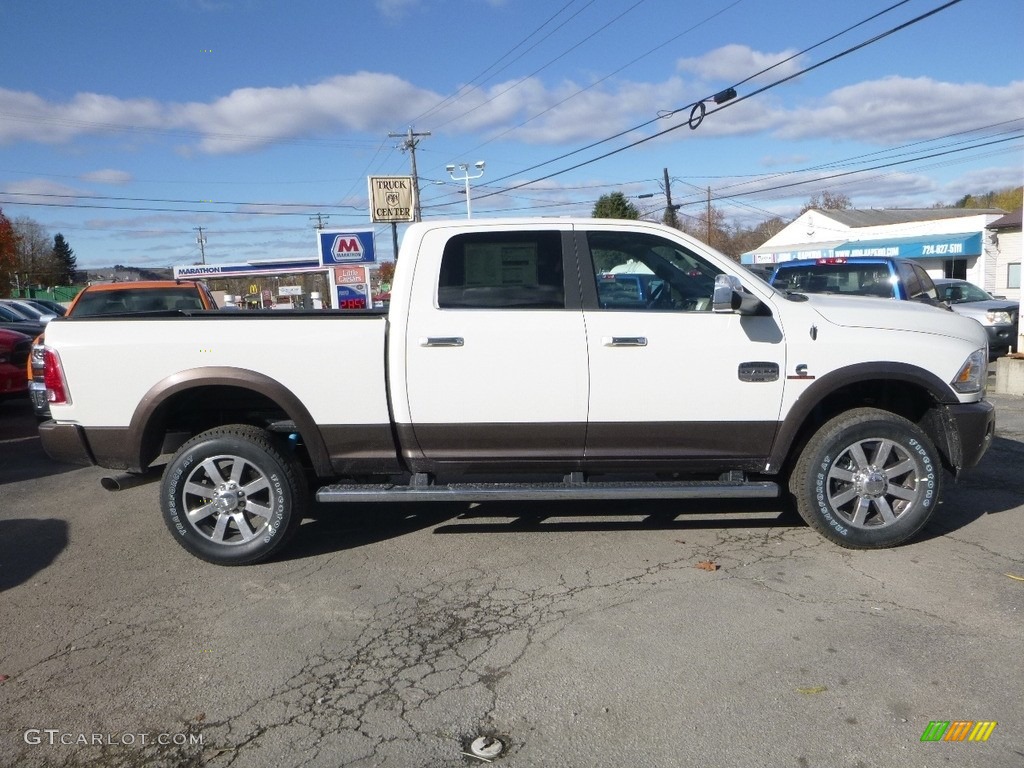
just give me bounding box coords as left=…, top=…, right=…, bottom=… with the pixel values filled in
left=782, top=379, right=950, bottom=477
left=139, top=385, right=309, bottom=470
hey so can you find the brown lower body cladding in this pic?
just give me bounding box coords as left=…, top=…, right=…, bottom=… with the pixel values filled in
left=40, top=420, right=780, bottom=478
left=399, top=421, right=778, bottom=475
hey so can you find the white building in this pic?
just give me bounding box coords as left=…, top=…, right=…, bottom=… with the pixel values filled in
left=742, top=208, right=1011, bottom=294
left=987, top=209, right=1021, bottom=302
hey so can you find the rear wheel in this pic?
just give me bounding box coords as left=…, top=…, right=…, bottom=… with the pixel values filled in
left=790, top=408, right=942, bottom=549
left=161, top=425, right=307, bottom=565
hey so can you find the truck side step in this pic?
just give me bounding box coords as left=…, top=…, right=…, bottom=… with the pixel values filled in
left=316, top=478, right=780, bottom=503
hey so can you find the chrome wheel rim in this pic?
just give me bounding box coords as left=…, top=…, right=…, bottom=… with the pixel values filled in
left=825, top=437, right=926, bottom=529
left=181, top=454, right=275, bottom=545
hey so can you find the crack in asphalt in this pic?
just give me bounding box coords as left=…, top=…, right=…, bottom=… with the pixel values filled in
left=7, top=512, right=1018, bottom=767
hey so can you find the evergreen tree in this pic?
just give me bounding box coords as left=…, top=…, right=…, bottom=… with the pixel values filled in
left=592, top=192, right=640, bottom=220
left=52, top=233, right=78, bottom=284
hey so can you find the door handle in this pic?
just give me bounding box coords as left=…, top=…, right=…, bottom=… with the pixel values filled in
left=421, top=337, right=465, bottom=347
left=603, top=336, right=647, bottom=347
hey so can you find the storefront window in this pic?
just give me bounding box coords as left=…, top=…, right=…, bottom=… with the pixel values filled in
left=943, top=259, right=967, bottom=279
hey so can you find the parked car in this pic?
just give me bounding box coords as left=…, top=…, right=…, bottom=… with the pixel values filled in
left=1, top=298, right=58, bottom=324
left=769, top=256, right=942, bottom=303
left=28, top=280, right=218, bottom=420
left=0, top=303, right=47, bottom=338
left=0, top=328, right=31, bottom=400
left=21, top=297, right=67, bottom=316
left=934, top=278, right=1019, bottom=360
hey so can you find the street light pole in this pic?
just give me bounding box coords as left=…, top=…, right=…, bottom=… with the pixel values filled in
left=446, top=161, right=485, bottom=218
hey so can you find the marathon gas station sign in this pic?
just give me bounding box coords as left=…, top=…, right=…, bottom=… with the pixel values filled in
left=317, top=229, right=377, bottom=309
left=174, top=258, right=323, bottom=279
left=172, top=228, right=379, bottom=310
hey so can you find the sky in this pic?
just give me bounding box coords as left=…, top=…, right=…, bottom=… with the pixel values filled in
left=0, top=0, right=1022, bottom=270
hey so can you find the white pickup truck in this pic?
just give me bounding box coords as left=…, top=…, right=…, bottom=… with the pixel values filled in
left=39, top=218, right=995, bottom=565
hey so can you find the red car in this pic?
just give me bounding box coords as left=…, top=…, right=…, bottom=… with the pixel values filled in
left=0, top=328, right=31, bottom=400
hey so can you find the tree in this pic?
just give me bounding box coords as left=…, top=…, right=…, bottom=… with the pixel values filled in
left=726, top=216, right=787, bottom=260
left=592, top=192, right=640, bottom=220
left=375, top=261, right=396, bottom=291
left=0, top=208, right=17, bottom=297
left=953, top=186, right=1022, bottom=211
left=799, top=191, right=852, bottom=215
left=680, top=204, right=729, bottom=252
left=51, top=233, right=78, bottom=285
left=12, top=216, right=56, bottom=288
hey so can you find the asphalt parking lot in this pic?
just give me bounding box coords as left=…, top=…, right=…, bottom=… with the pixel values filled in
left=0, top=393, right=1022, bottom=768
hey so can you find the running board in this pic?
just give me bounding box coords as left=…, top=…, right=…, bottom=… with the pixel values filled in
left=316, top=478, right=780, bottom=503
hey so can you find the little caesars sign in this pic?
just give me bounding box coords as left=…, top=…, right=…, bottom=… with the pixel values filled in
left=368, top=176, right=415, bottom=223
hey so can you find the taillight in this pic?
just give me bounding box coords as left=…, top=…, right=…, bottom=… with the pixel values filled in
left=43, top=348, right=72, bottom=405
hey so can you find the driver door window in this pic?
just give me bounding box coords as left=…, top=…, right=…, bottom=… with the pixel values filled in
left=588, top=230, right=721, bottom=311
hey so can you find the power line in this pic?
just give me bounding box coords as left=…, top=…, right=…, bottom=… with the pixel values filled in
left=475, top=0, right=968, bottom=201
left=429, top=0, right=647, bottom=133
left=410, top=0, right=593, bottom=125
left=449, top=0, right=747, bottom=160
left=0, top=190, right=364, bottom=209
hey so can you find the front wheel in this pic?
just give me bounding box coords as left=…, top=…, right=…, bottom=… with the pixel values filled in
left=790, top=408, right=942, bottom=549
left=161, top=425, right=308, bottom=565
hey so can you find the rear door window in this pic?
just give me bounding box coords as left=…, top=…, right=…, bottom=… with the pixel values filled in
left=437, top=231, right=566, bottom=309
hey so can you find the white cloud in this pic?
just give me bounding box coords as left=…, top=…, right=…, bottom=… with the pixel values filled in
left=772, top=77, right=1024, bottom=144
left=80, top=169, right=133, bottom=185
left=2, top=69, right=1021, bottom=161
left=375, top=0, right=419, bottom=19
left=170, top=73, right=439, bottom=153
left=677, top=44, right=804, bottom=85
left=2, top=178, right=82, bottom=204
left=0, top=88, right=164, bottom=145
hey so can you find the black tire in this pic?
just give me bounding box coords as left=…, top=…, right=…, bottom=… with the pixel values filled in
left=161, top=425, right=308, bottom=565
left=789, top=408, right=942, bottom=549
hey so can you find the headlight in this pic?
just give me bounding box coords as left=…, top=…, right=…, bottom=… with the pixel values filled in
left=985, top=310, right=1012, bottom=325
left=951, top=348, right=987, bottom=394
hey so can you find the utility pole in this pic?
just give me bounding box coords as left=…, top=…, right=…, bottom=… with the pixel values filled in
left=309, top=213, right=329, bottom=230
left=706, top=187, right=713, bottom=247
left=194, top=226, right=207, bottom=265
left=662, top=167, right=680, bottom=229
left=388, top=126, right=431, bottom=222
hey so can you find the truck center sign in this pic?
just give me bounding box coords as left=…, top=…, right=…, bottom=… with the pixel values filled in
left=368, top=176, right=415, bottom=223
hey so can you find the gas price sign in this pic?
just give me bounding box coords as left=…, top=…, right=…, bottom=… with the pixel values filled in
left=335, top=283, right=369, bottom=310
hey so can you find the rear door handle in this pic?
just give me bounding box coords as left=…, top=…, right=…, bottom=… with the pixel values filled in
left=421, top=337, right=464, bottom=347
left=603, top=336, right=647, bottom=347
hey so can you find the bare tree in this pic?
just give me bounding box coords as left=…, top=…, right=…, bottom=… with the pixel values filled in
left=800, top=191, right=852, bottom=215
left=12, top=216, right=57, bottom=288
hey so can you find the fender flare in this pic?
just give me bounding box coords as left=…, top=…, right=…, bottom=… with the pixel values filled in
left=127, top=366, right=332, bottom=476
left=768, top=361, right=958, bottom=473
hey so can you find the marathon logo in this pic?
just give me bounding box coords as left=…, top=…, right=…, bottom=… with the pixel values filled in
left=176, top=266, right=223, bottom=276
left=330, top=235, right=365, bottom=262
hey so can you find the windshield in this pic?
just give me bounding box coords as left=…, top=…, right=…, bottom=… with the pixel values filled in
left=938, top=281, right=992, bottom=303
left=771, top=264, right=894, bottom=297
left=71, top=287, right=206, bottom=316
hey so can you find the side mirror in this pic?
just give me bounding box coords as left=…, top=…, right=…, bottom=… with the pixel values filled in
left=712, top=274, right=765, bottom=315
